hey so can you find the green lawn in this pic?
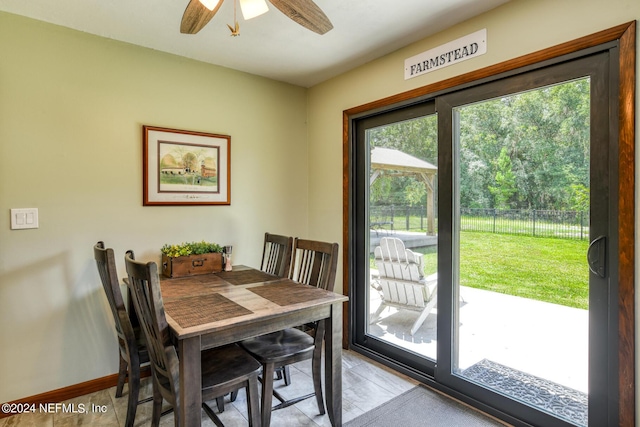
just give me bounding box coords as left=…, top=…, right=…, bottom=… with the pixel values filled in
left=371, top=232, right=589, bottom=309
left=459, top=232, right=588, bottom=309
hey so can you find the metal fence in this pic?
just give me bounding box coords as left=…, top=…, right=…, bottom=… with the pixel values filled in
left=370, top=205, right=589, bottom=240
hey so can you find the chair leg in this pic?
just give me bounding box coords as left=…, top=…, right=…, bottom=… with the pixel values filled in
left=282, top=366, right=292, bottom=386
left=124, top=361, right=141, bottom=427
left=369, top=302, right=387, bottom=324
left=274, top=365, right=292, bottom=386
left=246, top=376, right=261, bottom=427
left=115, top=355, right=128, bottom=398
left=230, top=390, right=238, bottom=402
left=410, top=297, right=437, bottom=336
left=261, top=363, right=276, bottom=427
left=312, top=343, right=325, bottom=415
left=215, top=396, right=225, bottom=413
left=202, top=402, right=224, bottom=427
left=151, top=378, right=163, bottom=427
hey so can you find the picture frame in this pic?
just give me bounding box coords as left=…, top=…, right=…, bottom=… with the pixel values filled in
left=143, top=125, right=231, bottom=206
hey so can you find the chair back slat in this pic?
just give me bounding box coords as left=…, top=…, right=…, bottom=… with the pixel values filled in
left=290, top=238, right=339, bottom=292
left=124, top=251, right=179, bottom=398
left=261, top=232, right=293, bottom=277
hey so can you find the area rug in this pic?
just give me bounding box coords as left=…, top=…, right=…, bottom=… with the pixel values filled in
left=462, top=359, right=587, bottom=426
left=345, top=385, right=505, bottom=427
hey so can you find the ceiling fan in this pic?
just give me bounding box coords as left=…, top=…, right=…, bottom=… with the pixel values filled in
left=180, top=0, right=333, bottom=36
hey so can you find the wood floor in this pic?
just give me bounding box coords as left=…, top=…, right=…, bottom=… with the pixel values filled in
left=0, top=349, right=506, bottom=426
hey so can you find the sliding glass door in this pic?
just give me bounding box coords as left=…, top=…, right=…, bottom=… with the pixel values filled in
left=351, top=49, right=619, bottom=426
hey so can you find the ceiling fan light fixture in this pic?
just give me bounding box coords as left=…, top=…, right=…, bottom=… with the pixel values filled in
left=198, top=0, right=222, bottom=11
left=238, top=0, right=269, bottom=20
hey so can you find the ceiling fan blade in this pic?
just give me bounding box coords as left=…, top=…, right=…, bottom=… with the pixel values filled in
left=180, top=0, right=224, bottom=34
left=268, top=0, right=333, bottom=35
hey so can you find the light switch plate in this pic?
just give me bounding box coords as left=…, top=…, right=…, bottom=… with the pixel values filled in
left=10, top=208, right=39, bottom=230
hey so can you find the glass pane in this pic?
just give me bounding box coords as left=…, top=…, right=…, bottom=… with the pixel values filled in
left=453, top=79, right=590, bottom=426
left=366, top=114, right=438, bottom=361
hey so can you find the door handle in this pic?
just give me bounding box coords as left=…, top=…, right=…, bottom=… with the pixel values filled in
left=587, top=235, right=606, bottom=278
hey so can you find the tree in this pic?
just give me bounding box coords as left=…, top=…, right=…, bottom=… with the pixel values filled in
left=489, top=147, right=517, bottom=209
left=404, top=179, right=427, bottom=207
left=569, top=184, right=589, bottom=212
left=459, top=78, right=590, bottom=211
left=368, top=78, right=590, bottom=213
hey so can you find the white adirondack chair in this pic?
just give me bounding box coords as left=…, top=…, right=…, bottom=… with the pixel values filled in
left=371, top=237, right=437, bottom=335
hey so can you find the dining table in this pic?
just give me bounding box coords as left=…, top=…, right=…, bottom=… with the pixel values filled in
left=158, top=265, right=348, bottom=427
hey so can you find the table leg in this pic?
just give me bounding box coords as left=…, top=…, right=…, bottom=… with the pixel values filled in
left=179, top=336, right=202, bottom=427
left=325, top=302, right=343, bottom=426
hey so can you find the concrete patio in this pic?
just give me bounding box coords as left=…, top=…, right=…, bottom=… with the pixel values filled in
left=367, top=282, right=589, bottom=393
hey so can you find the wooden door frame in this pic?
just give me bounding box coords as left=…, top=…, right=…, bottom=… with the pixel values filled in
left=342, top=21, right=635, bottom=425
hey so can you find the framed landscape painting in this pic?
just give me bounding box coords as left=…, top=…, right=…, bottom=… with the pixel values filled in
left=143, top=125, right=231, bottom=205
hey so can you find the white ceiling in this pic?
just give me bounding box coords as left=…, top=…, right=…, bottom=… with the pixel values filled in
left=0, top=0, right=509, bottom=87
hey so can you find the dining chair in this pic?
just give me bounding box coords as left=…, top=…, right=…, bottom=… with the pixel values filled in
left=241, top=238, right=339, bottom=427
left=371, top=237, right=437, bottom=335
left=213, top=232, right=294, bottom=414
left=123, top=250, right=261, bottom=427
left=94, top=242, right=151, bottom=427
left=260, top=232, right=293, bottom=278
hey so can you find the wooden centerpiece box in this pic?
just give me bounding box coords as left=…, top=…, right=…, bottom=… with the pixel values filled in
left=161, top=241, right=224, bottom=278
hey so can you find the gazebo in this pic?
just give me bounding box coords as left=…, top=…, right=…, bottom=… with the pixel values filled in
left=370, top=147, right=438, bottom=235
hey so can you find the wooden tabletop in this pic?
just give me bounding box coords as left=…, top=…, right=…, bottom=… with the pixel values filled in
left=160, top=265, right=347, bottom=340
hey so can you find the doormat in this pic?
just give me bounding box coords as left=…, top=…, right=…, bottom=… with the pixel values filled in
left=345, top=385, right=505, bottom=427
left=462, top=359, right=587, bottom=426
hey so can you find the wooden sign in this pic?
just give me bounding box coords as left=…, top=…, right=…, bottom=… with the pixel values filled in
left=405, top=29, right=487, bottom=80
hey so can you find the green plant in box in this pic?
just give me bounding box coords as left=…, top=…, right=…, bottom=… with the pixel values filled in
left=161, top=241, right=224, bottom=278
left=161, top=240, right=223, bottom=258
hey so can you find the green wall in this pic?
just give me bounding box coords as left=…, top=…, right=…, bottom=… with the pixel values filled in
left=0, top=12, right=309, bottom=402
